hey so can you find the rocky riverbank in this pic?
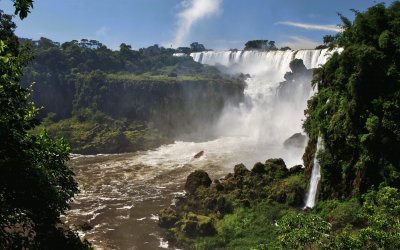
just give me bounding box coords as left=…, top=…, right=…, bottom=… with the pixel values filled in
left=159, top=158, right=307, bottom=249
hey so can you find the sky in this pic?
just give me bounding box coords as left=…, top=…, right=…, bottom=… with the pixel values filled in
left=1, top=0, right=395, bottom=50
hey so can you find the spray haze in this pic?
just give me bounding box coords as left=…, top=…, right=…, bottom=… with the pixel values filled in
left=190, top=49, right=340, bottom=167
left=173, top=0, right=223, bottom=47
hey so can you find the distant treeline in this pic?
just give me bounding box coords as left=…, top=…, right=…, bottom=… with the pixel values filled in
left=20, top=37, right=231, bottom=119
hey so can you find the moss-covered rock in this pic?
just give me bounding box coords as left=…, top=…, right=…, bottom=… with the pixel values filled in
left=251, top=162, right=266, bottom=174
left=234, top=163, right=250, bottom=177
left=160, top=158, right=306, bottom=248
left=185, top=170, right=212, bottom=194
left=181, top=213, right=216, bottom=237
left=265, top=158, right=288, bottom=179
left=269, top=174, right=306, bottom=206
left=159, top=207, right=179, bottom=228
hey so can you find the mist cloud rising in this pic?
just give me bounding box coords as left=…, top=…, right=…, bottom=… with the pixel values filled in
left=173, top=0, right=223, bottom=47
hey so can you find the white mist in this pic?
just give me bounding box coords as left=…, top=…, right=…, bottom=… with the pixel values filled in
left=190, top=49, right=338, bottom=167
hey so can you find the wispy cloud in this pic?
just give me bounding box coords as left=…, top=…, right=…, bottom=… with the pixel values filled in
left=279, top=36, right=320, bottom=50
left=276, top=21, right=341, bottom=32
left=172, top=0, right=223, bottom=47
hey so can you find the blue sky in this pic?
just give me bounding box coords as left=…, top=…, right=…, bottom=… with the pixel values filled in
left=1, top=0, right=395, bottom=50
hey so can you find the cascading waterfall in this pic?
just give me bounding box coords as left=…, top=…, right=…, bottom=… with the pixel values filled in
left=305, top=137, right=323, bottom=208
left=190, top=48, right=340, bottom=167
left=191, top=49, right=334, bottom=75
left=191, top=49, right=341, bottom=206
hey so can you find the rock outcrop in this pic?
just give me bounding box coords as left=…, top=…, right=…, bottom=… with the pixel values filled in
left=159, top=158, right=306, bottom=248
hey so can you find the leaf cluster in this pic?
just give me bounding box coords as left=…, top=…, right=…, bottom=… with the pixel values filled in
left=0, top=3, right=90, bottom=248
left=304, top=1, right=400, bottom=198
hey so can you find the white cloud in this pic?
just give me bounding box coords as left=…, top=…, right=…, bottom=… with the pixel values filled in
left=172, top=0, right=223, bottom=47
left=95, top=26, right=108, bottom=37
left=276, top=21, right=342, bottom=32
left=279, top=36, right=320, bottom=50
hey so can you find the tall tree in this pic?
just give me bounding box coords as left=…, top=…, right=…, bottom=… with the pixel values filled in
left=304, top=2, right=400, bottom=199
left=0, top=1, right=89, bottom=248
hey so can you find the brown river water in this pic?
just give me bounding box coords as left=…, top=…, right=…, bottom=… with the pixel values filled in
left=62, top=137, right=304, bottom=249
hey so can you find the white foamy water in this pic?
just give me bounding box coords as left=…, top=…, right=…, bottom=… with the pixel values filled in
left=65, top=48, right=340, bottom=249
left=305, top=137, right=323, bottom=208
left=191, top=48, right=340, bottom=166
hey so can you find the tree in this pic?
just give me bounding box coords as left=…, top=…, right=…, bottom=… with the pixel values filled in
left=349, top=186, right=400, bottom=250
left=0, top=2, right=90, bottom=249
left=190, top=42, right=206, bottom=52
left=276, top=212, right=331, bottom=249
left=244, top=40, right=277, bottom=50
left=303, top=1, right=400, bottom=199
left=320, top=186, right=400, bottom=250
left=280, top=46, right=291, bottom=51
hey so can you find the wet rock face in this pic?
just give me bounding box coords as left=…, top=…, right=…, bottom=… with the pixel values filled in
left=159, top=208, right=179, bottom=228
left=185, top=170, right=212, bottom=194
left=302, top=138, right=317, bottom=180
left=284, top=133, right=307, bottom=149
left=79, top=221, right=93, bottom=231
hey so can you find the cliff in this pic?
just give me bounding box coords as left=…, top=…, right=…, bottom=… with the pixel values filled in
left=32, top=73, right=245, bottom=154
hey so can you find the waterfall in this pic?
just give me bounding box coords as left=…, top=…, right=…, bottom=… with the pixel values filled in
left=189, top=49, right=339, bottom=167
left=304, top=137, right=323, bottom=208
left=191, top=49, right=336, bottom=74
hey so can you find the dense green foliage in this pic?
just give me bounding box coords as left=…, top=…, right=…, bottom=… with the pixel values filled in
left=160, top=163, right=400, bottom=249
left=159, top=159, right=307, bottom=249
left=176, top=42, right=208, bottom=54
left=304, top=2, right=400, bottom=198
left=20, top=37, right=222, bottom=120
left=244, top=40, right=277, bottom=50
left=0, top=3, right=89, bottom=249
left=18, top=37, right=244, bottom=153
left=283, top=186, right=400, bottom=250
left=35, top=111, right=170, bottom=154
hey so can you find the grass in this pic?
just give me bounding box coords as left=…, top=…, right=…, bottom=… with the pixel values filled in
left=193, top=202, right=292, bottom=249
